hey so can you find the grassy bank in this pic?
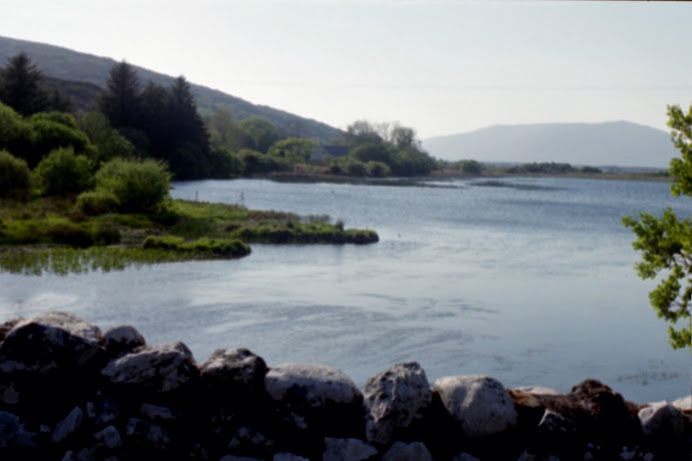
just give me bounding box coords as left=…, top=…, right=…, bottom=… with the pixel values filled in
left=0, top=196, right=378, bottom=275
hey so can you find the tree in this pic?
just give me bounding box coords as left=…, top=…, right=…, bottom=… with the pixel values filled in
left=239, top=117, right=279, bottom=153
left=0, top=53, right=49, bottom=116
left=268, top=137, right=317, bottom=161
left=99, top=61, right=141, bottom=129
left=623, top=103, right=692, bottom=350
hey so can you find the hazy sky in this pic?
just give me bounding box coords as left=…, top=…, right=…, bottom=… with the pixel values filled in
left=0, top=0, right=690, bottom=138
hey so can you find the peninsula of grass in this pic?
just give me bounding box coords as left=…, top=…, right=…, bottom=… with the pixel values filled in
left=0, top=196, right=378, bottom=275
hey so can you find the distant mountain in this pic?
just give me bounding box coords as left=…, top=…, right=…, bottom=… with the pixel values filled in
left=422, top=121, right=677, bottom=169
left=0, top=36, right=343, bottom=143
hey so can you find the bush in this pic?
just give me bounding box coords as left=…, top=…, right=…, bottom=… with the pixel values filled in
left=0, top=150, right=31, bottom=197
left=94, top=158, right=171, bottom=213
left=366, top=161, right=391, bottom=177
left=345, top=159, right=367, bottom=177
left=77, top=189, right=119, bottom=215
left=34, top=147, right=93, bottom=196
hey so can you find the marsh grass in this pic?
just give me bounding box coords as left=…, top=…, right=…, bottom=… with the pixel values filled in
left=1, top=196, right=377, bottom=275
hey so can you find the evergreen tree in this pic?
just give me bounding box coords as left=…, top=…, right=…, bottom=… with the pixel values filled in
left=167, top=76, right=209, bottom=154
left=99, top=61, right=141, bottom=129
left=0, top=52, right=49, bottom=116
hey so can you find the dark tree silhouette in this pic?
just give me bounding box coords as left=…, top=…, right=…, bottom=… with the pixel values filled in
left=0, top=52, right=49, bottom=116
left=99, top=61, right=141, bottom=129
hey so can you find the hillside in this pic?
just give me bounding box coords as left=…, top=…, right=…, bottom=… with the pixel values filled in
left=422, top=121, right=677, bottom=169
left=0, top=35, right=343, bottom=144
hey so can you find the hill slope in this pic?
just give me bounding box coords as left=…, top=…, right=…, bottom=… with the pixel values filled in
left=422, top=121, right=677, bottom=169
left=0, top=35, right=343, bottom=143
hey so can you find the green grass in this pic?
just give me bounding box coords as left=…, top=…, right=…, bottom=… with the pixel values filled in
left=0, top=196, right=378, bottom=274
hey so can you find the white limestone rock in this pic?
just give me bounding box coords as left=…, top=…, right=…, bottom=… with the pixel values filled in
left=265, top=363, right=362, bottom=408
left=433, top=375, right=518, bottom=438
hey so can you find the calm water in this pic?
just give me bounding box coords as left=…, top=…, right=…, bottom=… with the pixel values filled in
left=2, top=177, right=692, bottom=403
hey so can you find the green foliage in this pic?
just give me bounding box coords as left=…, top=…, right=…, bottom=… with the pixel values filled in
left=142, top=235, right=250, bottom=258
left=34, top=147, right=93, bottom=196
left=208, top=148, right=244, bottom=178
left=77, top=112, right=136, bottom=163
left=0, top=150, right=31, bottom=197
left=506, top=162, right=575, bottom=174
left=623, top=102, right=692, bottom=349
left=239, top=118, right=279, bottom=153
left=268, top=137, right=317, bottom=161
left=345, top=159, right=367, bottom=177
left=94, top=158, right=171, bottom=213
left=76, top=189, right=119, bottom=215
left=0, top=53, right=49, bottom=116
left=366, top=161, right=391, bottom=177
left=206, top=109, right=247, bottom=152
left=458, top=159, right=484, bottom=175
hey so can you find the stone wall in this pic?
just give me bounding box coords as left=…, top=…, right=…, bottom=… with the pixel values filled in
left=0, top=312, right=690, bottom=461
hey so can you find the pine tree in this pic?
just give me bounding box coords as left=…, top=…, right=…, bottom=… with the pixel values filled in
left=0, top=52, right=49, bottom=116
left=99, top=61, right=141, bottom=129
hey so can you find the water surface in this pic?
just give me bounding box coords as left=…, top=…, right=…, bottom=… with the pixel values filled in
left=2, top=177, right=691, bottom=402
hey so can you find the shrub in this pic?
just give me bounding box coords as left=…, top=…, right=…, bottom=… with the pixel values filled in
left=345, top=159, right=367, bottom=177
left=94, top=158, right=171, bottom=213
left=77, top=189, right=119, bottom=215
left=0, top=150, right=31, bottom=197
left=366, top=161, right=391, bottom=177
left=34, top=147, right=93, bottom=196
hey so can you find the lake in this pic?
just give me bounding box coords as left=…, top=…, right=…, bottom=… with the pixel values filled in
left=2, top=177, right=691, bottom=403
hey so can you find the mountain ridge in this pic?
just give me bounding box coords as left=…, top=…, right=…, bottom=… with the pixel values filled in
left=423, top=120, right=677, bottom=169
left=0, top=35, right=343, bottom=143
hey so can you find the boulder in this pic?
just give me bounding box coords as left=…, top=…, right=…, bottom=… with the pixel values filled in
left=125, top=417, right=171, bottom=450
left=0, top=311, right=104, bottom=374
left=51, top=407, right=84, bottom=443
left=94, top=425, right=123, bottom=449
left=381, top=441, right=434, bottom=461
left=200, top=348, right=267, bottom=401
left=265, top=363, right=364, bottom=438
left=433, top=375, right=518, bottom=438
left=537, top=409, right=576, bottom=435
left=363, top=362, right=433, bottom=446
left=638, top=401, right=685, bottom=437
left=452, top=453, right=482, bottom=461
left=323, top=437, right=378, bottom=461
left=273, top=453, right=310, bottom=461
left=101, top=341, right=199, bottom=397
left=103, top=325, right=146, bottom=357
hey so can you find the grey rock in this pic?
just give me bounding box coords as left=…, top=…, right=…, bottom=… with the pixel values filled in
left=219, top=456, right=263, bottom=461
left=513, top=386, right=562, bottom=396
left=273, top=453, right=310, bottom=461
left=0, top=382, right=19, bottom=405
left=537, top=409, right=576, bottom=435
left=638, top=401, right=685, bottom=437
left=453, top=453, right=482, bottom=461
left=323, top=437, right=378, bottom=461
left=0, top=410, right=20, bottom=448
left=0, top=311, right=104, bottom=374
left=433, top=375, right=518, bottom=438
left=52, top=406, right=84, bottom=443
left=125, top=417, right=171, bottom=449
left=364, top=362, right=432, bottom=446
left=381, top=441, right=434, bottom=461
left=101, top=341, right=198, bottom=394
left=672, top=395, right=691, bottom=411
left=103, top=325, right=146, bottom=356
left=86, top=393, right=120, bottom=425
left=200, top=348, right=267, bottom=398
left=141, top=402, right=178, bottom=422
left=265, top=363, right=362, bottom=407
left=227, top=426, right=276, bottom=453
left=94, top=425, right=123, bottom=449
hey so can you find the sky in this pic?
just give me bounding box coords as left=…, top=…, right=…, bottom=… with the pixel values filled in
left=0, top=0, right=690, bottom=139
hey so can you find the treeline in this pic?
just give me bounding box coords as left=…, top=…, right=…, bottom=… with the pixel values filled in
left=450, top=159, right=603, bottom=176
left=0, top=52, right=440, bottom=183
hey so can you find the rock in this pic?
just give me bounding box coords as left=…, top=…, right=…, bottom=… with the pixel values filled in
left=52, top=406, right=84, bottom=443
left=381, top=441, right=434, bottom=461
left=363, top=362, right=433, bottom=446
left=513, top=386, right=561, bottom=396
left=125, top=417, right=171, bottom=450
left=323, top=437, right=378, bottom=461
left=638, top=401, right=685, bottom=437
left=140, top=403, right=178, bottom=422
left=537, top=409, right=576, bottom=435
left=672, top=395, right=691, bottom=411
left=452, top=453, right=482, bottom=461
left=273, top=453, right=310, bottom=461
left=200, top=348, right=268, bottom=401
left=227, top=426, right=276, bottom=457
left=265, top=363, right=364, bottom=438
left=101, top=341, right=199, bottom=396
left=265, top=363, right=361, bottom=407
left=103, top=325, right=146, bottom=356
left=0, top=317, right=23, bottom=342
left=86, top=392, right=120, bottom=426
left=94, top=425, right=123, bottom=449
left=433, top=375, right=518, bottom=438
left=0, top=410, right=21, bottom=448
left=0, top=311, right=104, bottom=375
